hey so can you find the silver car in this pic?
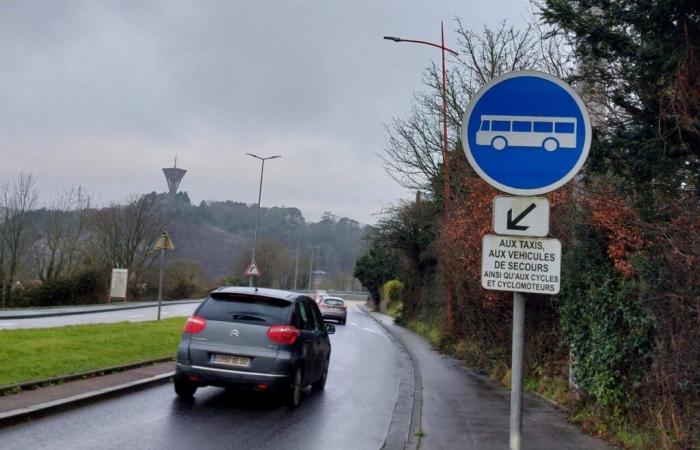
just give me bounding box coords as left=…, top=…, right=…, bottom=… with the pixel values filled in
left=174, top=287, right=335, bottom=407
left=318, top=296, right=347, bottom=325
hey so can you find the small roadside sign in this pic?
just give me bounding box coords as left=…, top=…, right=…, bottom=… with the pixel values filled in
left=110, top=268, right=128, bottom=300
left=244, top=260, right=261, bottom=277
left=481, top=235, right=561, bottom=294
left=493, top=196, right=549, bottom=237
left=154, top=231, right=175, bottom=250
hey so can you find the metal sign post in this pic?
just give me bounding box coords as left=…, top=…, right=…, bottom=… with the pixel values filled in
left=461, top=71, right=591, bottom=450
left=510, top=292, right=525, bottom=449
left=154, top=231, right=175, bottom=320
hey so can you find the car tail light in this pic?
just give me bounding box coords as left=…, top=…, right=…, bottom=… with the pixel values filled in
left=267, top=325, right=300, bottom=344
left=319, top=304, right=327, bottom=309
left=184, top=315, right=207, bottom=334
left=342, top=304, right=347, bottom=309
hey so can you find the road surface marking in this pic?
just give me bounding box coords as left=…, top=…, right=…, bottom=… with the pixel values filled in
left=0, top=323, right=16, bottom=326
left=350, top=321, right=359, bottom=326
left=128, top=314, right=145, bottom=318
left=362, top=327, right=382, bottom=335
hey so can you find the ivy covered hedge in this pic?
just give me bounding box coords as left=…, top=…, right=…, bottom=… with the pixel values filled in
left=15, top=271, right=107, bottom=307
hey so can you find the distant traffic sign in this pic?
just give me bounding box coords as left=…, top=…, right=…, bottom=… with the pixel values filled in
left=154, top=231, right=175, bottom=250
left=493, top=196, right=549, bottom=237
left=481, top=235, right=561, bottom=294
left=461, top=71, right=591, bottom=195
left=244, top=260, right=261, bottom=277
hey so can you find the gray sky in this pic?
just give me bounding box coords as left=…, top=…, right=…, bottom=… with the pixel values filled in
left=0, top=0, right=530, bottom=224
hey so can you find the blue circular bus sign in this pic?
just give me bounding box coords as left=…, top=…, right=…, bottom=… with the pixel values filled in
left=461, top=71, right=591, bottom=195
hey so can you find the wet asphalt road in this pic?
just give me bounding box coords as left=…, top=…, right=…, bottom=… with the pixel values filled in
left=0, top=303, right=407, bottom=450
left=0, top=302, right=199, bottom=329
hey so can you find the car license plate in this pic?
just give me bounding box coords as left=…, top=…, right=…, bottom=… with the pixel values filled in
left=212, top=354, right=251, bottom=368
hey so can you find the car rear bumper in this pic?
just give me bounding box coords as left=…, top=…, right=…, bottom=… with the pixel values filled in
left=322, top=311, right=347, bottom=321
left=175, top=362, right=292, bottom=390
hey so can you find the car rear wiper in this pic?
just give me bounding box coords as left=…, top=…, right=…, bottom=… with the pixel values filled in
left=232, top=314, right=265, bottom=321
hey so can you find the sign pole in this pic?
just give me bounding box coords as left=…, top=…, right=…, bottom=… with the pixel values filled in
left=461, top=70, right=592, bottom=450
left=510, top=291, right=525, bottom=450
left=157, top=247, right=165, bottom=320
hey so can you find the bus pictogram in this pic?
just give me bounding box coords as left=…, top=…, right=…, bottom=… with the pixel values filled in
left=476, top=115, right=577, bottom=152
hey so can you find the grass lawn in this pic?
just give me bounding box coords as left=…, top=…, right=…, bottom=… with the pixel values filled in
left=0, top=317, right=186, bottom=386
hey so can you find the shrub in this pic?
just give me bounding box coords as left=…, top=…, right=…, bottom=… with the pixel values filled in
left=383, top=279, right=404, bottom=304
left=18, top=271, right=107, bottom=307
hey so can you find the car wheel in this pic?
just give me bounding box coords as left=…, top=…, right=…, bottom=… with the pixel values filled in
left=286, top=367, right=302, bottom=408
left=174, top=376, right=197, bottom=399
left=312, top=359, right=329, bottom=391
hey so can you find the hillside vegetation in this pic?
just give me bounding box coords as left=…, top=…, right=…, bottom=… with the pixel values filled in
left=0, top=187, right=368, bottom=307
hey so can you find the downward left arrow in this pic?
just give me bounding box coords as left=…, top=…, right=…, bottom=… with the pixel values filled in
left=507, top=203, right=536, bottom=231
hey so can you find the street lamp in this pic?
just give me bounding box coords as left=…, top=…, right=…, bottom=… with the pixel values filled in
left=246, top=153, right=281, bottom=287
left=383, top=22, right=458, bottom=328
left=383, top=23, right=458, bottom=215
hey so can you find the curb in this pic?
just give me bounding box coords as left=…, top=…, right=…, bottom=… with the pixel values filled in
left=0, top=371, right=174, bottom=428
left=0, top=300, right=202, bottom=320
left=0, top=357, right=175, bottom=396
left=359, top=306, right=423, bottom=450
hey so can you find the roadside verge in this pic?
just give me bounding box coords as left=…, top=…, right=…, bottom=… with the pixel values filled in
left=0, top=360, right=174, bottom=428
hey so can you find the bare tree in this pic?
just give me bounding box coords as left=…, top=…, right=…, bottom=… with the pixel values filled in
left=382, top=19, right=573, bottom=193
left=89, top=193, right=167, bottom=293
left=0, top=173, right=38, bottom=307
left=34, top=187, right=91, bottom=282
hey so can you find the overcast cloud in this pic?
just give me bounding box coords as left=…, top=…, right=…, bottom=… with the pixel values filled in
left=0, top=0, right=530, bottom=223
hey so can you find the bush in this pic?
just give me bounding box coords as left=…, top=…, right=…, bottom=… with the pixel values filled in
left=18, top=271, right=107, bottom=307
left=383, top=279, right=404, bottom=304
left=559, top=223, right=653, bottom=413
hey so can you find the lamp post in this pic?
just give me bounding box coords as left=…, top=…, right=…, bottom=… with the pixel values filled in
left=246, top=153, right=281, bottom=287
left=384, top=22, right=458, bottom=329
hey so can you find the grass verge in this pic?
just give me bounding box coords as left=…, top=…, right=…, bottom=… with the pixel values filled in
left=0, top=317, right=186, bottom=386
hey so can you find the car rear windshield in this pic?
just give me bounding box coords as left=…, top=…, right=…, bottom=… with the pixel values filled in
left=198, top=293, right=292, bottom=325
left=323, top=299, right=344, bottom=306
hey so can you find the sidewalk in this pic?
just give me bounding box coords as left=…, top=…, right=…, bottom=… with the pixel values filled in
left=369, top=312, right=613, bottom=450
left=0, top=361, right=174, bottom=426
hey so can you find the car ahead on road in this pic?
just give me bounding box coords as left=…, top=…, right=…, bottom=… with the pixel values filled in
left=174, top=287, right=335, bottom=407
left=318, top=296, right=347, bottom=325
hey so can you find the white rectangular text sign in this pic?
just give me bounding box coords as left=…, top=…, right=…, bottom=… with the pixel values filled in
left=110, top=268, right=128, bottom=299
left=481, top=235, right=561, bottom=294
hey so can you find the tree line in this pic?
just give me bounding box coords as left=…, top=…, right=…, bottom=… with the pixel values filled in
left=0, top=180, right=368, bottom=307
left=355, top=4, right=698, bottom=449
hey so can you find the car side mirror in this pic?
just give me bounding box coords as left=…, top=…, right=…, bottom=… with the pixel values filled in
left=324, top=323, right=336, bottom=335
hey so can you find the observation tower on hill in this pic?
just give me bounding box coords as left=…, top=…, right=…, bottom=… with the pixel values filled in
left=163, top=157, right=187, bottom=195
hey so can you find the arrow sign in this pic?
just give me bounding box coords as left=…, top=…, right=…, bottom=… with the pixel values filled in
left=493, top=196, right=549, bottom=237
left=507, top=203, right=537, bottom=231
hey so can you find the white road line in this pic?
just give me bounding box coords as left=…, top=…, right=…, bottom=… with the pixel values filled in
left=0, top=323, right=16, bottom=326
left=350, top=321, right=359, bottom=326
left=128, top=314, right=145, bottom=318
left=362, top=327, right=382, bottom=335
